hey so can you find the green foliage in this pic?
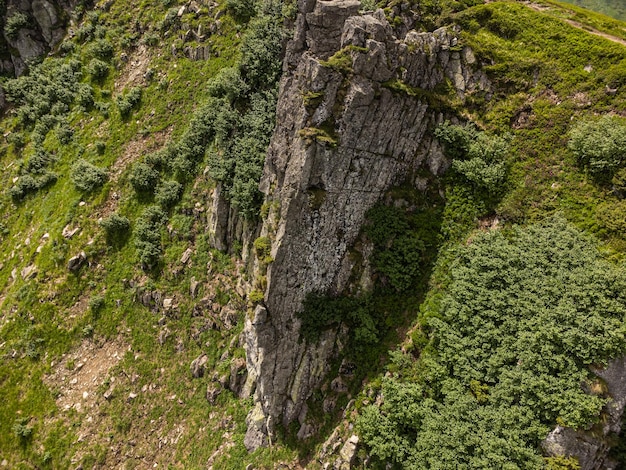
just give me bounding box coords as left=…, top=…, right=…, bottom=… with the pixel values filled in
left=226, top=0, right=256, bottom=22
left=116, top=87, right=142, bottom=117
left=4, top=11, right=29, bottom=38
left=4, top=59, right=82, bottom=126
left=299, top=293, right=383, bottom=355
left=99, top=213, right=131, bottom=246
left=70, top=159, right=108, bottom=193
left=436, top=121, right=509, bottom=195
left=87, top=58, right=109, bottom=80
left=358, top=217, right=626, bottom=468
left=134, top=205, right=168, bottom=269
left=545, top=455, right=581, bottom=470
left=568, top=115, right=626, bottom=180
left=130, top=162, right=160, bottom=195
left=89, top=295, right=105, bottom=314
left=12, top=417, right=33, bottom=441
left=155, top=180, right=182, bottom=208
left=365, top=205, right=426, bottom=291
left=9, top=172, right=57, bottom=201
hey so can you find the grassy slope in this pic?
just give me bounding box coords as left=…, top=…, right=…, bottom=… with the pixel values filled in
left=0, top=0, right=626, bottom=468
left=0, top=1, right=296, bottom=468
left=558, top=0, right=626, bottom=21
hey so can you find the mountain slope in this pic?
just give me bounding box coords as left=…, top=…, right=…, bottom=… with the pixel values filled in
left=0, top=0, right=626, bottom=469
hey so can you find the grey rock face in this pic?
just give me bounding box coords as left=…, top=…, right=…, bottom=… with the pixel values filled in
left=543, top=357, right=626, bottom=470
left=238, top=1, right=490, bottom=450
left=1, top=0, right=77, bottom=77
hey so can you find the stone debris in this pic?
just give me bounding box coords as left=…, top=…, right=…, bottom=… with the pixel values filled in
left=190, top=354, right=208, bottom=378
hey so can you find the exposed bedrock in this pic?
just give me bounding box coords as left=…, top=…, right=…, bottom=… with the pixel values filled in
left=228, top=0, right=490, bottom=450
left=1, top=0, right=78, bottom=77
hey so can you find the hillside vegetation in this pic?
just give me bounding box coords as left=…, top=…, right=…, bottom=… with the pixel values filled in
left=560, top=0, right=626, bottom=21
left=0, top=0, right=626, bottom=468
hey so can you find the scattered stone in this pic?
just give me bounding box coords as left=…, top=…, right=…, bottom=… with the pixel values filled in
left=68, top=252, right=87, bottom=272
left=339, top=435, right=359, bottom=466
left=20, top=264, right=37, bottom=280
left=128, top=392, right=138, bottom=400
left=163, top=298, right=174, bottom=310
left=206, top=381, right=222, bottom=405
left=190, top=277, right=200, bottom=298
left=190, top=354, right=208, bottom=378
left=180, top=247, right=193, bottom=264
left=331, top=377, right=348, bottom=394
left=62, top=225, right=80, bottom=239
left=103, top=387, right=114, bottom=400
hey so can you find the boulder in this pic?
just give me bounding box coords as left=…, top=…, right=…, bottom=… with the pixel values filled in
left=190, top=354, right=208, bottom=378
left=68, top=252, right=86, bottom=272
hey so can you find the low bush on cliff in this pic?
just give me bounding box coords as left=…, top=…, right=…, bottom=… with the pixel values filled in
left=358, top=216, right=626, bottom=468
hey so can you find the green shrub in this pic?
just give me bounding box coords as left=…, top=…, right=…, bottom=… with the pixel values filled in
left=155, top=180, right=182, bottom=208
left=87, top=58, right=109, bottom=80
left=89, top=295, right=105, bottom=314
left=99, top=213, right=131, bottom=245
left=86, top=39, right=114, bottom=60
left=568, top=115, right=626, bottom=180
left=436, top=121, right=509, bottom=194
left=70, top=159, right=108, bottom=193
left=135, top=206, right=168, bottom=269
left=226, top=0, right=256, bottom=22
left=130, top=162, right=159, bottom=194
left=9, top=172, right=57, bottom=201
left=4, top=11, right=29, bottom=38
left=116, top=87, right=142, bottom=117
left=358, top=216, right=626, bottom=468
left=12, top=417, right=32, bottom=440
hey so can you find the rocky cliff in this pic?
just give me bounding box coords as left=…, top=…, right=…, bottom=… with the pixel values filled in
left=232, top=0, right=490, bottom=449
left=1, top=0, right=78, bottom=77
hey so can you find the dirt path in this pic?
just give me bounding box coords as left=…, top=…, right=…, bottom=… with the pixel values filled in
left=522, top=1, right=626, bottom=47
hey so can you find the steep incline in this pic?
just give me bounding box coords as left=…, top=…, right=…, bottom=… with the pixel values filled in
left=239, top=0, right=491, bottom=448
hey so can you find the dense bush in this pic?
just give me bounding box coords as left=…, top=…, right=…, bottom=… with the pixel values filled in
left=358, top=216, right=626, bottom=468
left=4, top=59, right=82, bottom=126
left=155, top=180, right=182, bottom=208
left=135, top=206, right=168, bottom=269
left=9, top=172, right=57, bottom=201
left=364, top=203, right=442, bottom=292
left=70, top=159, right=108, bottom=193
left=116, top=87, right=142, bottom=117
left=99, top=213, right=131, bottom=246
left=87, top=58, right=109, bottom=80
left=4, top=11, right=29, bottom=38
left=130, top=162, right=159, bottom=194
left=568, top=115, right=626, bottom=180
left=436, top=121, right=509, bottom=195
left=226, top=0, right=256, bottom=22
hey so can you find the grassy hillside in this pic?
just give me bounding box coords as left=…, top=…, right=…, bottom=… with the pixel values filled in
left=560, top=0, right=626, bottom=21
left=0, top=0, right=625, bottom=468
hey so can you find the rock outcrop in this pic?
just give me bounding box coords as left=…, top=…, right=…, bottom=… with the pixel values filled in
left=233, top=0, right=490, bottom=449
left=543, top=357, right=626, bottom=470
left=1, top=0, right=78, bottom=77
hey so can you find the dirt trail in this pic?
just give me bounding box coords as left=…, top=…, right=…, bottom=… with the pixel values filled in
left=522, top=1, right=626, bottom=47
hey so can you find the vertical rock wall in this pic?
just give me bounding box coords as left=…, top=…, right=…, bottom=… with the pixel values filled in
left=229, top=0, right=490, bottom=450
left=1, top=0, right=78, bottom=76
